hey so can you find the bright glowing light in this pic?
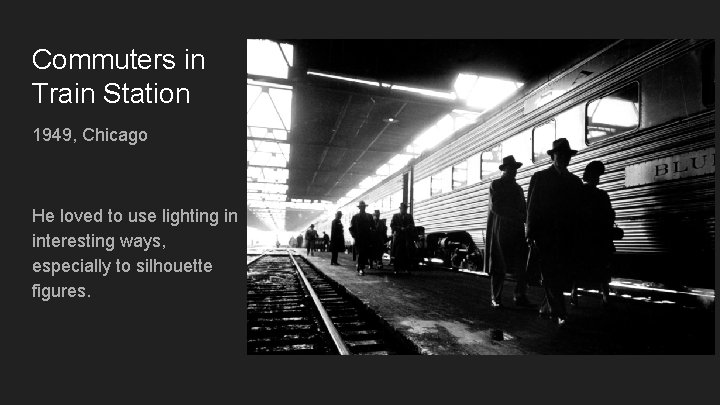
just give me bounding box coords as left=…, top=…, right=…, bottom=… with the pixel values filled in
left=464, top=76, right=523, bottom=110
left=454, top=73, right=478, bottom=100
left=309, top=71, right=456, bottom=100
left=307, top=71, right=380, bottom=87
left=345, top=188, right=364, bottom=199
left=390, top=84, right=456, bottom=100
left=359, top=175, right=385, bottom=189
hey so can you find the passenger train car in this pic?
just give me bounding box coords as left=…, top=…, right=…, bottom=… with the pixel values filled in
left=318, top=39, right=715, bottom=289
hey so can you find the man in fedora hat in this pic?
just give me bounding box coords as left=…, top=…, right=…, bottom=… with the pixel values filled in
left=485, top=155, right=532, bottom=308
left=371, top=209, right=388, bottom=270
left=350, top=201, right=375, bottom=275
left=391, top=202, right=416, bottom=274
left=527, top=138, right=583, bottom=326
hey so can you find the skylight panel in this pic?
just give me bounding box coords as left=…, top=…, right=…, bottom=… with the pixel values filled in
left=465, top=76, right=523, bottom=110
left=247, top=182, right=288, bottom=194
left=247, top=85, right=262, bottom=112
left=247, top=39, right=293, bottom=79
left=246, top=88, right=291, bottom=130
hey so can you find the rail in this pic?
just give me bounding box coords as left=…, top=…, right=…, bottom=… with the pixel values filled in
left=287, top=251, right=351, bottom=355
left=246, top=252, right=267, bottom=266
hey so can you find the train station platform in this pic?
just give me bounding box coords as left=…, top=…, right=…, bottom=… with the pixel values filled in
left=295, top=249, right=714, bottom=354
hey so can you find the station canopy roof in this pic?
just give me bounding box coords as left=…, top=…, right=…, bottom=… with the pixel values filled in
left=247, top=39, right=615, bottom=232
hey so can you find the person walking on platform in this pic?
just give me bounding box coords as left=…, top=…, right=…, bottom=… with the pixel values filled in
left=330, top=211, right=345, bottom=265
left=485, top=155, right=532, bottom=308
left=305, top=224, right=318, bottom=256
left=297, top=234, right=303, bottom=251
left=350, top=201, right=375, bottom=275
left=321, top=232, right=330, bottom=252
left=526, top=138, right=583, bottom=326
left=371, top=210, right=388, bottom=269
left=391, top=202, right=416, bottom=274
left=571, top=161, right=616, bottom=307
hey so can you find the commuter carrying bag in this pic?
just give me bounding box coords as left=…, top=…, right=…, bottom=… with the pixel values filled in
left=611, top=223, right=624, bottom=240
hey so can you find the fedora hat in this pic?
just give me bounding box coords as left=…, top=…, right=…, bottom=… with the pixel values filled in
left=498, top=155, right=523, bottom=171
left=373, top=209, right=381, bottom=215
left=357, top=200, right=367, bottom=208
left=547, top=138, right=578, bottom=156
left=399, top=202, right=408, bottom=208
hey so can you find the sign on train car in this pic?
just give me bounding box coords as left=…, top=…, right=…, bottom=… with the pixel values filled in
left=624, top=147, right=715, bottom=187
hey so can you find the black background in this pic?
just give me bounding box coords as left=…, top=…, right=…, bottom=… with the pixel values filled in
left=4, top=2, right=718, bottom=403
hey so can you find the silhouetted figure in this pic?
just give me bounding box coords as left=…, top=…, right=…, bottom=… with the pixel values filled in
left=305, top=224, right=318, bottom=256
left=371, top=210, right=388, bottom=269
left=485, top=155, right=532, bottom=308
left=350, top=201, right=374, bottom=275
left=527, top=138, right=583, bottom=326
left=391, top=202, right=416, bottom=274
left=571, top=161, right=616, bottom=307
left=330, top=211, right=345, bottom=265
left=321, top=232, right=330, bottom=252
left=296, top=234, right=303, bottom=250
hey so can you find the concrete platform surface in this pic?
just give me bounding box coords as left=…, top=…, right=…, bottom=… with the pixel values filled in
left=295, top=249, right=714, bottom=355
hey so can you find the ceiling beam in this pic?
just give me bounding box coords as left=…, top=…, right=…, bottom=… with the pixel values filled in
left=247, top=136, right=408, bottom=154
left=247, top=72, right=485, bottom=113
left=287, top=166, right=380, bottom=176
left=325, top=103, right=407, bottom=197
left=307, top=94, right=352, bottom=195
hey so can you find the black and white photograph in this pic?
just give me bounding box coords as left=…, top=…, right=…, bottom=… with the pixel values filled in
left=246, top=39, right=715, bottom=355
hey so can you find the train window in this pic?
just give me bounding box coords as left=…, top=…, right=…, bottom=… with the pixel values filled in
left=502, top=130, right=532, bottom=166
left=414, top=177, right=431, bottom=202
left=481, top=145, right=502, bottom=179
left=702, top=44, right=714, bottom=107
left=467, top=153, right=481, bottom=185
left=556, top=106, right=587, bottom=153
left=452, top=161, right=468, bottom=189
left=586, top=82, right=639, bottom=144
left=431, top=167, right=452, bottom=196
left=532, top=119, right=556, bottom=163
left=430, top=172, right=443, bottom=196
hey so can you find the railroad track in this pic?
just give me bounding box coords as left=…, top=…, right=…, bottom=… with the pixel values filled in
left=247, top=251, right=417, bottom=355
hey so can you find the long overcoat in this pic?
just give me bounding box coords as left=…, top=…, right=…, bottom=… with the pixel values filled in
left=350, top=212, right=375, bottom=254
left=578, top=184, right=616, bottom=283
left=526, top=165, right=583, bottom=285
left=391, top=212, right=416, bottom=265
left=372, top=218, right=388, bottom=258
left=305, top=228, right=318, bottom=247
left=330, top=218, right=345, bottom=252
left=484, top=175, right=527, bottom=275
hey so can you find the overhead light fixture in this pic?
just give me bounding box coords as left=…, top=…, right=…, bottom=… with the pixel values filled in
left=383, top=117, right=399, bottom=124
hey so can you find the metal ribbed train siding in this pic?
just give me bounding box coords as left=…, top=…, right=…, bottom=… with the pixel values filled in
left=352, top=39, right=714, bottom=288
